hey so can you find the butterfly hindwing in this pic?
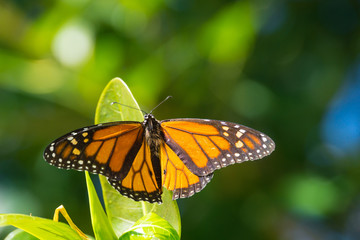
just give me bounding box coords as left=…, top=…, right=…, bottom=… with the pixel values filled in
left=160, top=143, right=213, bottom=200
left=43, top=121, right=144, bottom=180
left=108, top=139, right=163, bottom=203
left=160, top=118, right=275, bottom=177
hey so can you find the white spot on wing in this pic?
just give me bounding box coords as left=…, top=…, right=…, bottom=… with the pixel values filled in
left=236, top=131, right=243, bottom=138
left=222, top=126, right=229, bottom=131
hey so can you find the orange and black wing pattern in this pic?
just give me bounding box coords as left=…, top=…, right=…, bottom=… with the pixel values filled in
left=43, top=121, right=163, bottom=203
left=160, top=118, right=275, bottom=199
left=44, top=114, right=275, bottom=203
left=160, top=142, right=213, bottom=200
left=44, top=122, right=143, bottom=180
left=108, top=138, right=163, bottom=203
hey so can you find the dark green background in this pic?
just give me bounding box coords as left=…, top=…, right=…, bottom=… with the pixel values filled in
left=1, top=0, right=360, bottom=239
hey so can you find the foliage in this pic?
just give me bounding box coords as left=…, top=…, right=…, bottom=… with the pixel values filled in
left=1, top=0, right=360, bottom=239
left=0, top=79, right=180, bottom=240
left=0, top=214, right=84, bottom=240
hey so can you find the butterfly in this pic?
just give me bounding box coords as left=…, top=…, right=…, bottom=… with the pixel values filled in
left=43, top=113, right=275, bottom=203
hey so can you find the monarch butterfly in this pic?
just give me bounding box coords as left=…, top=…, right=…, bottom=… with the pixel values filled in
left=43, top=109, right=275, bottom=203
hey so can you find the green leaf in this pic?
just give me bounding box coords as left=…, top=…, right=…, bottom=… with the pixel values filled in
left=5, top=229, right=38, bottom=240
left=119, top=213, right=180, bottom=240
left=94, top=77, right=181, bottom=238
left=85, top=172, right=118, bottom=240
left=0, top=214, right=83, bottom=240
left=95, top=77, right=144, bottom=123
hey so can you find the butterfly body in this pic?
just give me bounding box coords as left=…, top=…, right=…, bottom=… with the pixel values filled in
left=44, top=114, right=275, bottom=203
left=142, top=114, right=163, bottom=197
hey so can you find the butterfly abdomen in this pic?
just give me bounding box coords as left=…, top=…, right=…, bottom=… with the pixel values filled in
left=144, top=114, right=163, bottom=192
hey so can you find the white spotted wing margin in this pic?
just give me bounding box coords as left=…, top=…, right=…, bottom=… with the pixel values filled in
left=43, top=121, right=142, bottom=179
left=160, top=118, right=275, bottom=177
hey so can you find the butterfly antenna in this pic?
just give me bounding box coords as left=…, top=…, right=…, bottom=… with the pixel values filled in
left=150, top=96, right=172, bottom=114
left=111, top=102, right=147, bottom=114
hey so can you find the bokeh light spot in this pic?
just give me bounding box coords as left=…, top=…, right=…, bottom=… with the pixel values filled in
left=0, top=185, right=40, bottom=215
left=231, top=80, right=273, bottom=119
left=52, top=21, right=94, bottom=67
left=198, top=1, right=256, bottom=63
left=283, top=175, right=339, bottom=217
left=322, top=61, right=360, bottom=157
left=22, top=59, right=65, bottom=94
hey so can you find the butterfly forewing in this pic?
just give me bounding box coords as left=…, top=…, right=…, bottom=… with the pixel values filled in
left=43, top=121, right=143, bottom=180
left=160, top=118, right=275, bottom=177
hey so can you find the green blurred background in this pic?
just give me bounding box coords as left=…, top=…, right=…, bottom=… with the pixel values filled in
left=1, top=0, right=360, bottom=239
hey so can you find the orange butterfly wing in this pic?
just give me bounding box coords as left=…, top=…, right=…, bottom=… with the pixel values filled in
left=43, top=122, right=144, bottom=180
left=44, top=115, right=275, bottom=203
left=160, top=142, right=213, bottom=200
left=161, top=119, right=275, bottom=178
left=43, top=121, right=164, bottom=203
left=108, top=139, right=162, bottom=203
